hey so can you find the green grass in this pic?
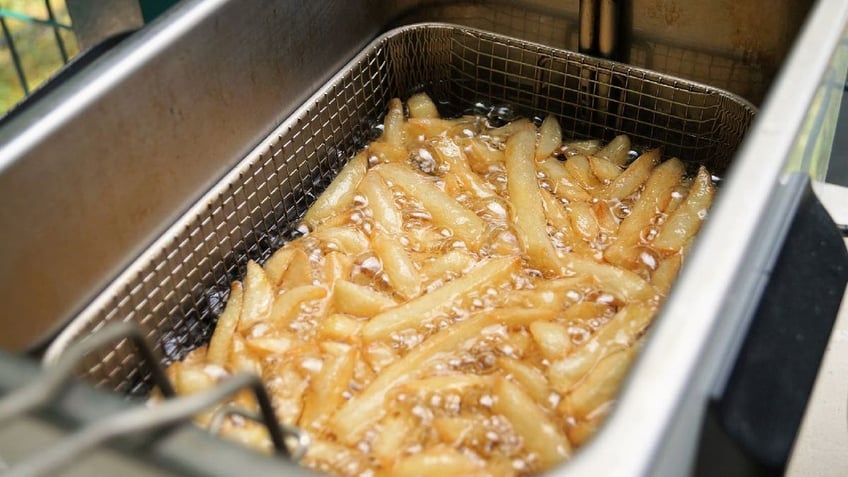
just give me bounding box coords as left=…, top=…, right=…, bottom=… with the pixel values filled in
left=0, top=0, right=78, bottom=113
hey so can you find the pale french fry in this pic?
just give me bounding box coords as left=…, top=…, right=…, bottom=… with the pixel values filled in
left=376, top=163, right=487, bottom=248
left=382, top=97, right=405, bottom=145
left=536, top=115, right=563, bottom=161
left=489, top=118, right=535, bottom=137
left=310, top=226, right=370, bottom=255
left=361, top=257, right=519, bottom=341
left=566, top=404, right=611, bottom=446
left=505, top=129, right=561, bottom=274
left=333, top=280, right=396, bottom=318
left=569, top=201, right=600, bottom=240
left=560, top=255, right=655, bottom=302
left=321, top=251, right=354, bottom=287
left=279, top=248, right=314, bottom=289
left=170, top=360, right=215, bottom=396
left=600, top=148, right=660, bottom=200
left=604, top=158, right=685, bottom=267
left=419, top=249, right=476, bottom=282
left=388, top=445, right=483, bottom=477
left=367, top=141, right=408, bottom=164
left=316, top=313, right=363, bottom=341
left=303, top=439, right=370, bottom=477
left=653, top=166, right=715, bottom=253
left=237, top=261, right=274, bottom=331
left=596, top=134, right=631, bottom=166
left=564, top=139, right=601, bottom=156
left=564, top=155, right=603, bottom=191
left=270, top=285, right=327, bottom=326
left=538, top=157, right=593, bottom=202
left=497, top=357, right=551, bottom=405
left=406, top=92, right=440, bottom=119
left=402, top=374, right=493, bottom=394
left=561, top=301, right=613, bottom=323
left=372, top=413, right=412, bottom=467
left=244, top=334, right=296, bottom=356
left=373, top=232, right=420, bottom=299
left=433, top=417, right=477, bottom=445
left=588, top=156, right=622, bottom=182
left=530, top=320, right=573, bottom=361
left=462, top=137, right=504, bottom=174
left=492, top=376, right=571, bottom=467
left=405, top=118, right=460, bottom=139
left=303, top=152, right=367, bottom=229
left=263, top=248, right=295, bottom=286
left=207, top=281, right=243, bottom=366
left=563, top=347, right=634, bottom=418
left=359, top=171, right=403, bottom=235
left=300, top=346, right=357, bottom=429
left=432, top=138, right=496, bottom=199
left=651, top=253, right=682, bottom=296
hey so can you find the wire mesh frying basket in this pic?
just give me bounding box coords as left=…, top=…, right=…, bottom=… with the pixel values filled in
left=45, top=23, right=755, bottom=397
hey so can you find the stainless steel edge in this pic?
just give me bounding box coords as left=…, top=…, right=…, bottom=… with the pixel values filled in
left=560, top=0, right=848, bottom=475
left=0, top=0, right=386, bottom=350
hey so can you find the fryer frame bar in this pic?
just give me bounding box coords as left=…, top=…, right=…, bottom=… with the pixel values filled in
left=46, top=23, right=756, bottom=473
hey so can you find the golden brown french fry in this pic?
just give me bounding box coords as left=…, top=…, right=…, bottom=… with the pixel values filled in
left=237, top=261, right=274, bottom=331
left=561, top=301, right=613, bottom=322
left=653, top=166, right=715, bottom=253
left=270, top=285, right=327, bottom=326
left=244, top=334, right=296, bottom=356
left=376, top=163, right=487, bottom=249
left=300, top=346, right=357, bottom=429
left=303, top=152, right=367, bottom=230
left=316, top=313, right=362, bottom=341
left=367, top=141, right=408, bottom=164
left=566, top=405, right=610, bottom=446
left=382, top=98, right=405, bottom=145
left=332, top=280, right=396, bottom=318
left=419, top=249, right=476, bottom=282
left=207, top=281, right=243, bottom=366
left=405, top=118, right=459, bottom=139
left=600, top=148, right=660, bottom=200
left=505, top=129, right=562, bottom=274
left=361, top=257, right=519, bottom=341
left=536, top=115, right=563, bottom=161
left=596, top=134, right=631, bottom=166
left=538, top=157, right=593, bottom=202
left=359, top=171, right=403, bottom=235
left=401, top=374, right=493, bottom=394
left=321, top=251, right=353, bottom=287
left=492, top=376, right=571, bottom=467
left=372, top=413, right=413, bottom=467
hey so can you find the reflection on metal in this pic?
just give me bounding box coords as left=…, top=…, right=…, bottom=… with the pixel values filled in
left=785, top=29, right=848, bottom=180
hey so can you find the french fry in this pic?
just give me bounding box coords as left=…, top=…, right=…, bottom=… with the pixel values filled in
left=402, top=374, right=493, bottom=394
left=596, top=134, right=631, bottom=166
left=505, top=129, right=561, bottom=274
left=536, top=115, right=563, bottom=161
left=588, top=155, right=622, bottom=182
left=321, top=251, right=354, bottom=287
left=382, top=97, right=405, bottom=145
left=244, top=334, right=296, bottom=356
left=303, top=152, right=367, bottom=229
left=372, top=413, right=413, bottom=467
left=279, top=248, right=314, bottom=289
left=367, top=141, right=408, bottom=164
left=310, top=226, right=370, bottom=255
left=492, top=376, right=572, bottom=467
left=433, top=417, right=477, bottom=445
left=432, top=138, right=496, bottom=199
left=529, top=320, right=573, bottom=361
left=376, top=163, right=487, bottom=248
left=569, top=201, right=600, bottom=241
left=388, top=445, right=483, bottom=477
left=237, top=261, right=274, bottom=331
left=560, top=255, right=655, bottom=302
left=497, top=357, right=551, bottom=405
left=359, top=171, right=403, bottom=235
left=361, top=257, right=519, bottom=340
left=406, top=92, right=440, bottom=119
left=300, top=346, right=357, bottom=429
left=651, top=253, right=682, bottom=296
left=563, top=347, right=634, bottom=418
left=316, top=313, right=362, bottom=341
left=538, top=157, right=593, bottom=202
left=600, top=148, right=660, bottom=200
left=332, top=280, right=396, bottom=318
left=564, top=155, right=603, bottom=191
left=564, top=139, right=601, bottom=156
left=653, top=166, right=715, bottom=253
left=419, top=249, right=476, bottom=282
left=489, top=118, right=535, bottom=138
left=207, top=281, right=243, bottom=366
left=462, top=137, right=504, bottom=174
left=270, top=285, right=327, bottom=326
left=373, top=232, right=421, bottom=300
left=263, top=248, right=295, bottom=286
